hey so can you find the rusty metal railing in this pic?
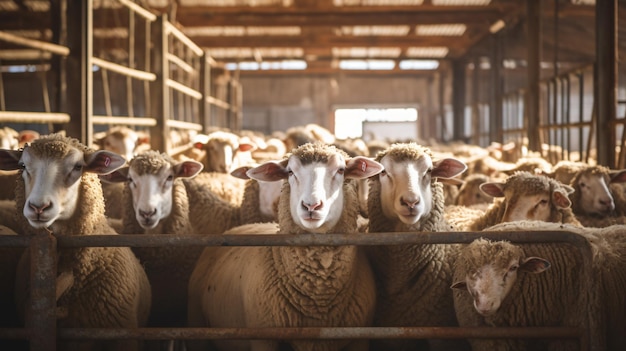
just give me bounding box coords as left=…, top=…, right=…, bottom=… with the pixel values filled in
left=0, top=230, right=595, bottom=351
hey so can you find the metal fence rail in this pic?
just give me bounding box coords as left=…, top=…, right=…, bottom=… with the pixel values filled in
left=0, top=230, right=594, bottom=351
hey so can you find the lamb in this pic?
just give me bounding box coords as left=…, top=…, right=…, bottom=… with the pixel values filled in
left=101, top=150, right=204, bottom=333
left=455, top=171, right=582, bottom=231
left=187, top=142, right=384, bottom=351
left=366, top=142, right=469, bottom=351
left=93, top=125, right=150, bottom=161
left=451, top=221, right=626, bottom=351
left=0, top=133, right=151, bottom=351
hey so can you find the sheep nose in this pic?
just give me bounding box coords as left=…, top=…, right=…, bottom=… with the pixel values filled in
left=302, top=200, right=323, bottom=212
left=29, top=201, right=51, bottom=214
left=138, top=208, right=157, bottom=219
left=599, top=199, right=615, bottom=211
left=400, top=196, right=420, bottom=209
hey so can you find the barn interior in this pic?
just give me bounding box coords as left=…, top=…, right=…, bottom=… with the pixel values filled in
left=0, top=0, right=625, bottom=350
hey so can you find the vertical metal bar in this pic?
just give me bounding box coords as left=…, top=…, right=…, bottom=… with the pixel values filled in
left=564, top=75, right=571, bottom=161
left=490, top=33, right=503, bottom=144
left=452, top=60, right=466, bottom=142
left=101, top=69, right=112, bottom=117
left=149, top=15, right=169, bottom=153
left=127, top=8, right=135, bottom=118
left=143, top=18, right=151, bottom=118
left=438, top=69, right=446, bottom=141
left=595, top=0, right=617, bottom=167
left=526, top=0, right=541, bottom=152
left=27, top=234, right=57, bottom=351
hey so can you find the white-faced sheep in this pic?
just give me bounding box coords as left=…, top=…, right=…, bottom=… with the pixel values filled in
left=454, top=171, right=582, bottom=231
left=192, top=130, right=256, bottom=173
left=0, top=133, right=151, bottom=351
left=187, top=142, right=384, bottom=351
left=563, top=164, right=626, bottom=227
left=452, top=221, right=626, bottom=351
left=366, top=142, right=469, bottom=351
left=454, top=173, right=494, bottom=207
left=93, top=126, right=150, bottom=161
left=101, top=150, right=204, bottom=333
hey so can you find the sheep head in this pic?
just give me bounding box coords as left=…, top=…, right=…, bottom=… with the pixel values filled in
left=247, top=142, right=383, bottom=233
left=103, top=151, right=203, bottom=230
left=480, top=171, right=575, bottom=224
left=569, top=166, right=626, bottom=217
left=375, top=143, right=467, bottom=225
left=451, top=238, right=550, bottom=316
left=0, top=133, right=126, bottom=231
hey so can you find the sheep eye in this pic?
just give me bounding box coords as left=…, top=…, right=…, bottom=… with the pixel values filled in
left=380, top=170, right=387, bottom=176
left=73, top=164, right=83, bottom=172
left=166, top=175, right=174, bottom=181
left=509, top=265, right=519, bottom=272
left=579, top=182, right=586, bottom=188
left=337, top=168, right=345, bottom=175
left=18, top=162, right=25, bottom=170
left=288, top=170, right=294, bottom=177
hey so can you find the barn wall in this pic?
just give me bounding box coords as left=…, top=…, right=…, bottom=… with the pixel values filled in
left=239, top=74, right=434, bottom=137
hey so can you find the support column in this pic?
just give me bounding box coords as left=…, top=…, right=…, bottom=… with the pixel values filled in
left=595, top=0, right=617, bottom=167
left=490, top=33, right=503, bottom=144
left=526, top=0, right=541, bottom=152
left=452, top=59, right=466, bottom=142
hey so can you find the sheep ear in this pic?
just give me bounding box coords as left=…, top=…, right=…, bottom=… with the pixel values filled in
left=480, top=182, right=505, bottom=197
left=246, top=160, right=290, bottom=182
left=84, top=150, right=127, bottom=175
left=552, top=189, right=572, bottom=209
left=238, top=142, right=256, bottom=152
left=231, top=166, right=253, bottom=180
left=432, top=158, right=467, bottom=179
left=0, top=149, right=22, bottom=170
left=173, top=160, right=203, bottom=179
left=609, top=169, right=626, bottom=184
left=99, top=167, right=129, bottom=183
left=561, top=184, right=575, bottom=195
left=345, top=156, right=384, bottom=179
left=520, top=257, right=550, bottom=273
left=450, top=281, right=467, bottom=290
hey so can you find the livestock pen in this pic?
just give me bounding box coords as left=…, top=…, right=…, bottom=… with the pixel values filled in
left=0, top=230, right=595, bottom=351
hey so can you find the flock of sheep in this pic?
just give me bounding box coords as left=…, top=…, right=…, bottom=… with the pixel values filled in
left=0, top=123, right=625, bottom=351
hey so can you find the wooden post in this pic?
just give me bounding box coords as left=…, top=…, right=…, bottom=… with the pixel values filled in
left=490, top=33, right=503, bottom=144
left=150, top=15, right=170, bottom=153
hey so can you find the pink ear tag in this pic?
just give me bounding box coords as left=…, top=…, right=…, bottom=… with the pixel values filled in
left=104, top=156, right=111, bottom=167
left=361, top=161, right=366, bottom=172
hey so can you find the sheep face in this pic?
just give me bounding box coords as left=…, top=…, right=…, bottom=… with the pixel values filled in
left=451, top=239, right=550, bottom=317
left=481, top=172, right=574, bottom=224
left=94, top=127, right=148, bottom=161
left=247, top=146, right=383, bottom=233
left=455, top=174, right=492, bottom=206
left=573, top=170, right=616, bottom=216
left=106, top=152, right=203, bottom=230
left=0, top=136, right=126, bottom=230
left=378, top=152, right=466, bottom=225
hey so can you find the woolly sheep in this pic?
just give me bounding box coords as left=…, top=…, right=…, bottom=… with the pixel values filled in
left=565, top=165, right=626, bottom=227
left=500, top=156, right=554, bottom=176
left=187, top=171, right=246, bottom=206
left=458, top=171, right=581, bottom=231
left=542, top=160, right=588, bottom=185
left=102, top=150, right=204, bottom=334
left=188, top=142, right=384, bottom=351
left=366, top=142, right=469, bottom=351
left=192, top=130, right=256, bottom=173
left=454, top=173, right=493, bottom=206
left=93, top=126, right=150, bottom=161
left=452, top=220, right=626, bottom=351
left=0, top=133, right=151, bottom=351
left=230, top=165, right=282, bottom=224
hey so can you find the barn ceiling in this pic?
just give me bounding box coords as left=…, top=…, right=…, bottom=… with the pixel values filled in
left=0, top=0, right=622, bottom=75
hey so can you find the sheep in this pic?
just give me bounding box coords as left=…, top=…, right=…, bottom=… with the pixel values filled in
left=187, top=142, right=384, bottom=351
left=0, top=126, right=19, bottom=150
left=101, top=151, right=204, bottom=331
left=457, top=171, right=582, bottom=231
left=230, top=165, right=282, bottom=224
left=454, top=173, right=493, bottom=207
left=563, top=164, right=626, bottom=227
left=0, top=133, right=151, bottom=351
left=451, top=220, right=626, bottom=351
left=541, top=160, right=588, bottom=185
left=188, top=171, right=247, bottom=206
left=93, top=126, right=150, bottom=161
left=192, top=130, right=256, bottom=173
left=366, top=142, right=469, bottom=351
